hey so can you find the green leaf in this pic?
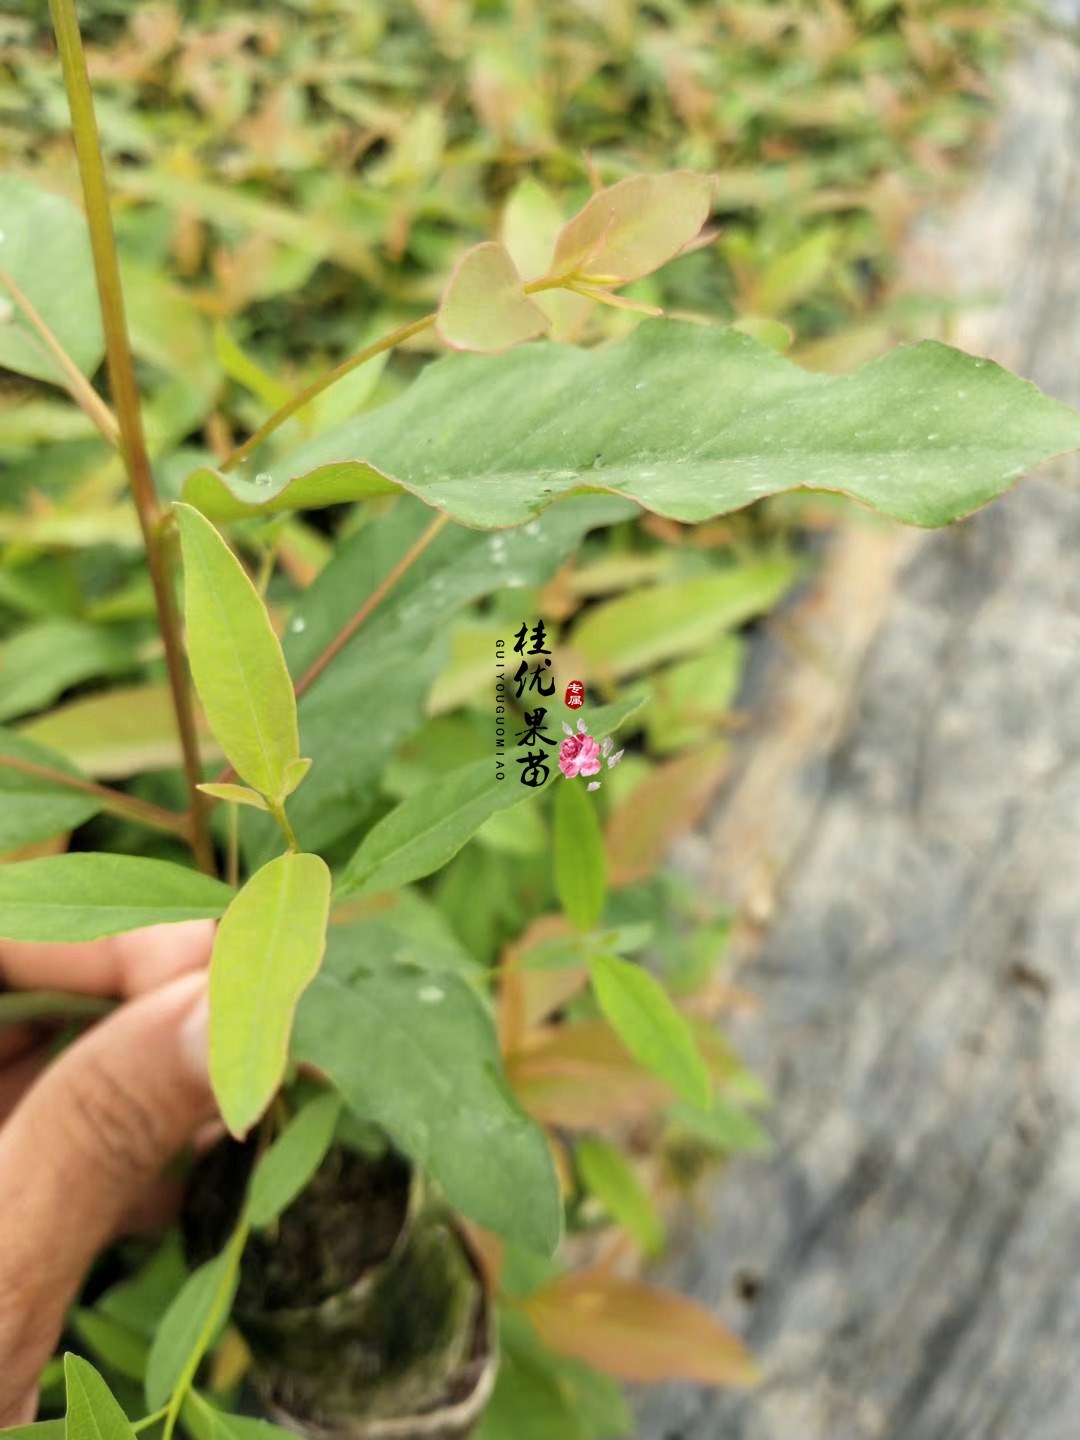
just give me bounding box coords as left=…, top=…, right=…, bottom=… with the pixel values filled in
left=589, top=952, right=710, bottom=1109
left=293, top=967, right=562, bottom=1254
left=667, top=1100, right=772, bottom=1154
left=550, top=171, right=713, bottom=283
left=340, top=694, right=642, bottom=899
left=210, top=851, right=331, bottom=1136
left=64, top=1354, right=136, bottom=1440
left=554, top=778, right=606, bottom=931
left=70, top=1310, right=150, bottom=1384
left=0, top=619, right=136, bottom=724
left=0, top=729, right=101, bottom=852
left=97, top=1235, right=188, bottom=1339
left=182, top=1392, right=298, bottom=1440
left=438, top=241, right=549, bottom=353
left=248, top=1091, right=342, bottom=1227
left=174, top=503, right=299, bottom=802
left=0, top=178, right=104, bottom=385
left=184, top=321, right=1080, bottom=530
left=144, top=1255, right=237, bottom=1411
left=325, top=890, right=483, bottom=982
left=0, top=1424, right=65, bottom=1440
left=576, top=1137, right=665, bottom=1256
left=571, top=559, right=796, bottom=679
left=197, top=782, right=269, bottom=812
left=0, top=854, right=232, bottom=942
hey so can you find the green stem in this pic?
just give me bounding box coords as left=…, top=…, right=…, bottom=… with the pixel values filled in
left=162, top=1209, right=251, bottom=1440
left=48, top=0, right=214, bottom=876
left=269, top=800, right=299, bottom=853
left=0, top=752, right=193, bottom=841
left=218, top=274, right=570, bottom=474
left=132, top=1407, right=170, bottom=1434
left=221, top=313, right=437, bottom=473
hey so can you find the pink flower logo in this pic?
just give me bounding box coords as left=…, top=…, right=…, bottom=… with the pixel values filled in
left=558, top=718, right=624, bottom=790
left=559, top=731, right=602, bottom=779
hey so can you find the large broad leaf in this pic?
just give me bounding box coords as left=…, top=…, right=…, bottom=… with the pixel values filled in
left=292, top=966, right=562, bottom=1255
left=175, top=504, right=300, bottom=802
left=326, top=890, right=483, bottom=981
left=0, top=178, right=104, bottom=385
left=339, top=694, right=642, bottom=899
left=183, top=321, right=1080, bottom=530
left=242, top=495, right=633, bottom=864
left=0, top=729, right=101, bottom=853
left=209, top=851, right=331, bottom=1136
left=64, top=1355, right=136, bottom=1440
left=0, top=854, right=232, bottom=942
left=588, top=952, right=710, bottom=1109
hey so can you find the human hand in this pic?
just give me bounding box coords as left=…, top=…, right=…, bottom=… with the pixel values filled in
left=0, top=922, right=219, bottom=1426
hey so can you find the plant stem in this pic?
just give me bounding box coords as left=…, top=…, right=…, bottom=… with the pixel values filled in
left=268, top=800, right=299, bottom=852
left=0, top=752, right=193, bottom=840
left=132, top=1407, right=170, bottom=1434
left=218, top=275, right=568, bottom=474
left=295, top=510, right=450, bottom=698
left=221, top=313, right=436, bottom=473
left=162, top=1209, right=251, bottom=1440
left=49, top=0, right=214, bottom=876
left=0, top=267, right=120, bottom=446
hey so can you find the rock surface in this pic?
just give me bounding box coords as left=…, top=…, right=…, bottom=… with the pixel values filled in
left=641, top=9, right=1080, bottom=1438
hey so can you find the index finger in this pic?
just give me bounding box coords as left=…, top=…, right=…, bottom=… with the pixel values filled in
left=0, top=919, right=215, bottom=998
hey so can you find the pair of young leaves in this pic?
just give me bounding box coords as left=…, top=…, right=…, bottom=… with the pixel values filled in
left=436, top=171, right=713, bottom=353
left=175, top=504, right=329, bottom=1139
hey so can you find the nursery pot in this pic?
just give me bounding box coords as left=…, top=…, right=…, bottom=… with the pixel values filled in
left=183, top=1139, right=496, bottom=1440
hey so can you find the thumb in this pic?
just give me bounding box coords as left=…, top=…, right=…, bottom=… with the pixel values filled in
left=0, top=969, right=215, bottom=1424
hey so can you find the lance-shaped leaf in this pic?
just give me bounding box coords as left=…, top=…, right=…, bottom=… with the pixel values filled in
left=437, top=241, right=550, bottom=353
left=183, top=322, right=1080, bottom=532
left=0, top=854, right=232, bottom=942
left=523, top=1270, right=758, bottom=1386
left=175, top=503, right=299, bottom=803
left=550, top=171, right=713, bottom=283
left=293, top=966, right=563, bottom=1254
left=0, top=178, right=104, bottom=385
left=589, top=952, right=710, bottom=1109
left=209, top=851, right=331, bottom=1136
left=145, top=1254, right=238, bottom=1409
left=248, top=1091, right=342, bottom=1227
left=576, top=1136, right=665, bottom=1256
left=554, top=778, right=607, bottom=931
left=64, top=1355, right=137, bottom=1440
left=340, top=694, right=642, bottom=899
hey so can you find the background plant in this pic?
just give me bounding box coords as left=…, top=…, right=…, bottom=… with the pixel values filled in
left=0, top=3, right=1071, bottom=1440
